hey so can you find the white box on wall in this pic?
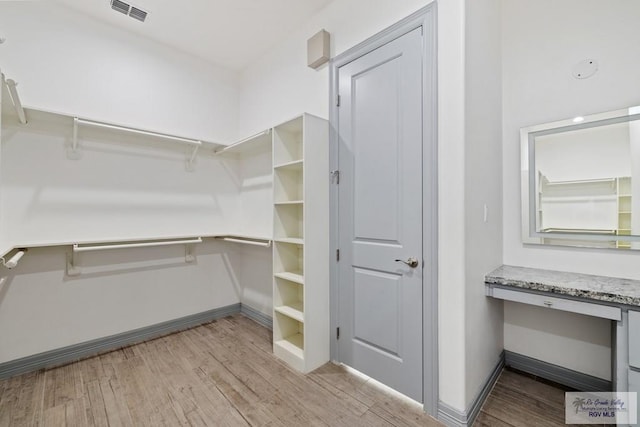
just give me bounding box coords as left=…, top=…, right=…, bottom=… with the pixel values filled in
left=307, top=29, right=330, bottom=69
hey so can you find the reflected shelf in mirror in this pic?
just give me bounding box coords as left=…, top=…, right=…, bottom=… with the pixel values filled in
left=521, top=104, right=640, bottom=250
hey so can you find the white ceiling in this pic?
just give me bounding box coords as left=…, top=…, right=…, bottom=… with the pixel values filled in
left=53, top=0, right=333, bottom=70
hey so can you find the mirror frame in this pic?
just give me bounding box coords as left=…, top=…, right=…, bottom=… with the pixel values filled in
left=521, top=106, right=640, bottom=249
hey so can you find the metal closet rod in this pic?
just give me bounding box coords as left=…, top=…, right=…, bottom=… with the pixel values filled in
left=216, top=237, right=272, bottom=248
left=73, top=237, right=203, bottom=253
left=75, top=118, right=202, bottom=146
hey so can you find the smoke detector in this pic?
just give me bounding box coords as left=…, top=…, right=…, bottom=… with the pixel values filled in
left=110, top=0, right=148, bottom=22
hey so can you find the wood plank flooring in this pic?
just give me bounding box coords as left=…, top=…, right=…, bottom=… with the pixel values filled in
left=0, top=314, right=442, bottom=426
left=475, top=368, right=605, bottom=427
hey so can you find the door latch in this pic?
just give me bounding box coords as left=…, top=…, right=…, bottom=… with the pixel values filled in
left=395, top=257, right=419, bottom=268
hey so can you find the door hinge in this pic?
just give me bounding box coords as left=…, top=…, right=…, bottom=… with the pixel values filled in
left=336, top=94, right=341, bottom=107
left=336, top=249, right=340, bottom=261
left=331, top=170, right=340, bottom=184
left=337, top=327, right=340, bottom=339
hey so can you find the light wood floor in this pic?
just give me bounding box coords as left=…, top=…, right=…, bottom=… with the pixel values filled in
left=475, top=368, right=605, bottom=427
left=0, top=314, right=442, bottom=426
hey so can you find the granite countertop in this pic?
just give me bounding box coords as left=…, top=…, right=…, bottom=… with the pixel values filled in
left=485, top=265, right=640, bottom=307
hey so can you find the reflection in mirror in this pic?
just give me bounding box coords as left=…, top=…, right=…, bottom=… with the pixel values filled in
left=521, top=106, right=640, bottom=249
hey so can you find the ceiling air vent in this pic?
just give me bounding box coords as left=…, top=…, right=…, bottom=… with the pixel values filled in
left=128, top=7, right=147, bottom=22
left=110, top=0, right=148, bottom=23
left=110, top=0, right=129, bottom=15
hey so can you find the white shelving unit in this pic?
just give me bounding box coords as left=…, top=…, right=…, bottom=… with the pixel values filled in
left=617, top=177, right=632, bottom=248
left=272, top=114, right=329, bottom=373
left=537, top=173, right=633, bottom=248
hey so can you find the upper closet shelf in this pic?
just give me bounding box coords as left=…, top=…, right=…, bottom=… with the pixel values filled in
left=213, top=129, right=272, bottom=156
left=68, top=115, right=224, bottom=170
left=2, top=76, right=226, bottom=171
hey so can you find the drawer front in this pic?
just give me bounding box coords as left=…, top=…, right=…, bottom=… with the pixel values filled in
left=489, top=287, right=622, bottom=320
left=629, top=311, right=640, bottom=369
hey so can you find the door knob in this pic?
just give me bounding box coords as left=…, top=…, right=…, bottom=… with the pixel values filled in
left=395, top=257, right=419, bottom=268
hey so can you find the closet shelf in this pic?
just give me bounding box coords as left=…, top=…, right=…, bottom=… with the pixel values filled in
left=274, top=271, right=304, bottom=285
left=9, top=104, right=224, bottom=171
left=11, top=233, right=273, bottom=251
left=274, top=303, right=304, bottom=323
left=213, top=129, right=272, bottom=156
left=215, top=235, right=272, bottom=247
left=274, top=334, right=304, bottom=359
left=274, top=237, right=304, bottom=245
left=274, top=200, right=304, bottom=205
left=274, top=159, right=303, bottom=171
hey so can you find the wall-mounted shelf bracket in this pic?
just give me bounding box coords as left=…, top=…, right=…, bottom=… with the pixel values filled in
left=67, top=117, right=82, bottom=160
left=185, top=242, right=197, bottom=262
left=4, top=77, right=27, bottom=124
left=66, top=249, right=81, bottom=276
left=185, top=142, right=201, bottom=172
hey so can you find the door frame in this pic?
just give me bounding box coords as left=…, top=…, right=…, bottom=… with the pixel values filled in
left=328, top=3, right=438, bottom=415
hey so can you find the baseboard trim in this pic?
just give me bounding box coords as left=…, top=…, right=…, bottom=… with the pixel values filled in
left=437, top=351, right=505, bottom=427
left=438, top=402, right=467, bottom=427
left=504, top=350, right=611, bottom=391
left=240, top=304, right=273, bottom=330
left=466, top=350, right=505, bottom=425
left=0, top=303, right=242, bottom=379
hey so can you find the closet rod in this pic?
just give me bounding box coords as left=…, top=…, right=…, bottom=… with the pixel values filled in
left=75, top=118, right=202, bottom=146
left=73, top=238, right=203, bottom=253
left=217, top=237, right=272, bottom=248
left=5, top=79, right=27, bottom=124
left=214, top=129, right=271, bottom=154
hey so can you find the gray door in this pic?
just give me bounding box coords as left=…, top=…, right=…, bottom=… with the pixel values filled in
left=337, top=27, right=424, bottom=402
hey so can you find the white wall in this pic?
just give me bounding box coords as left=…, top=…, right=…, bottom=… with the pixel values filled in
left=0, top=2, right=253, bottom=364
left=1, top=109, right=239, bottom=246
left=502, top=0, right=640, bottom=378
left=464, top=0, right=503, bottom=407
left=0, top=1, right=239, bottom=143
left=536, top=124, right=631, bottom=181
left=237, top=0, right=473, bottom=412
left=235, top=145, right=274, bottom=315
left=0, top=243, right=242, bottom=363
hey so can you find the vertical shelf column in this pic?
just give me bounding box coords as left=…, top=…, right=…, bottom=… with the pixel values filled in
left=272, top=114, right=329, bottom=373
left=617, top=176, right=632, bottom=248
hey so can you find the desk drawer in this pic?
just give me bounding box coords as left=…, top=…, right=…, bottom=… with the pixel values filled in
left=489, top=287, right=622, bottom=321
left=629, top=311, right=640, bottom=369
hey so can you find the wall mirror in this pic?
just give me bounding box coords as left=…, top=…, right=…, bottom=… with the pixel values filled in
left=521, top=105, right=640, bottom=249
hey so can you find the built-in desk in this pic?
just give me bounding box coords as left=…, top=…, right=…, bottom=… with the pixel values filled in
left=486, top=265, right=640, bottom=426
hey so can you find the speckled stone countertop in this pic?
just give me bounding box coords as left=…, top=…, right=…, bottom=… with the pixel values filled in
left=485, top=265, right=640, bottom=307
